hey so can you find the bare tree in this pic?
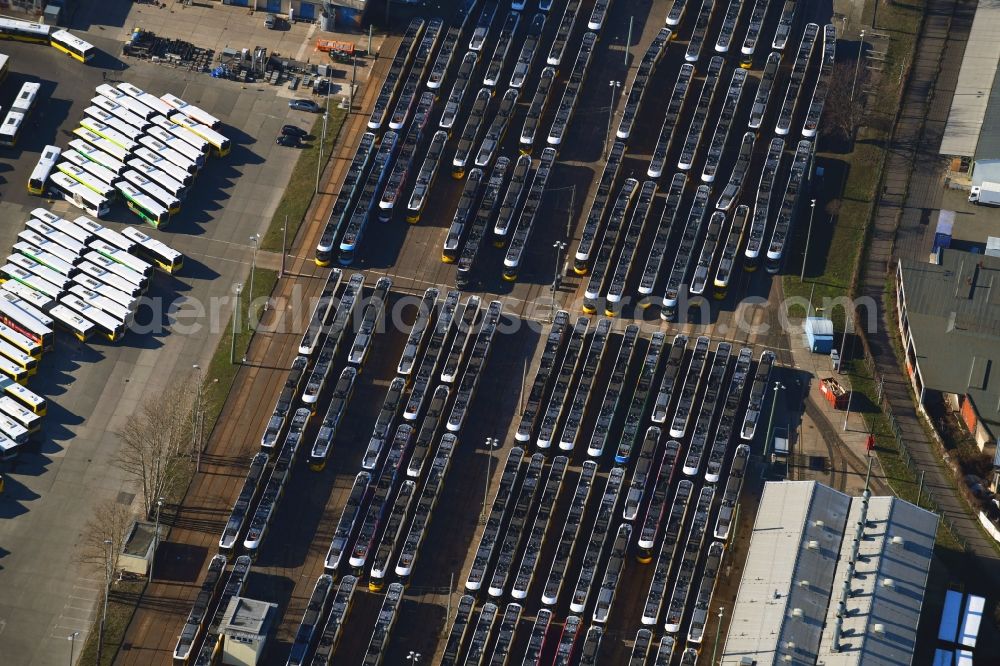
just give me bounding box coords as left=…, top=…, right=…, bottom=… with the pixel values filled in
left=115, top=382, right=194, bottom=518
left=78, top=499, right=134, bottom=579
left=822, top=61, right=870, bottom=142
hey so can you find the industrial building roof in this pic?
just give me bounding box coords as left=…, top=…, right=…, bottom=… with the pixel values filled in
left=723, top=481, right=938, bottom=666
left=816, top=497, right=938, bottom=665
left=898, top=250, right=1000, bottom=432
left=940, top=0, right=1000, bottom=158
left=722, top=481, right=851, bottom=664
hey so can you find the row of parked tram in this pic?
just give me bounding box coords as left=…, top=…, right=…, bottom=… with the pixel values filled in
left=173, top=265, right=509, bottom=663
left=439, top=302, right=779, bottom=663
left=566, top=0, right=838, bottom=322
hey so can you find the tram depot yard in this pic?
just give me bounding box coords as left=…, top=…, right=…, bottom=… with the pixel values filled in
left=0, top=1, right=963, bottom=666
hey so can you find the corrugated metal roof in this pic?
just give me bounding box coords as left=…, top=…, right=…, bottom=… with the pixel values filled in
left=816, top=497, right=938, bottom=665
left=940, top=0, right=1000, bottom=157
left=898, top=250, right=1000, bottom=431
left=722, top=481, right=851, bottom=664
left=724, top=482, right=938, bottom=666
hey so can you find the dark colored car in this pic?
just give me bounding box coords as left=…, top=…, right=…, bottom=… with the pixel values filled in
left=289, top=99, right=322, bottom=112
left=276, top=134, right=300, bottom=147
left=281, top=125, right=308, bottom=138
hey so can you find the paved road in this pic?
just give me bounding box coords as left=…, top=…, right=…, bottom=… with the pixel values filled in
left=861, top=0, right=1000, bottom=579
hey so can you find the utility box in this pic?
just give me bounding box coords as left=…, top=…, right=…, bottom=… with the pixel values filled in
left=819, top=377, right=849, bottom=409
left=805, top=317, right=834, bottom=354
left=120, top=521, right=162, bottom=577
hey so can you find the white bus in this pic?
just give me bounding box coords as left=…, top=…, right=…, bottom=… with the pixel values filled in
left=34, top=208, right=90, bottom=245
left=88, top=240, right=153, bottom=279
left=90, top=95, right=150, bottom=131
left=48, top=302, right=95, bottom=341
left=83, top=251, right=146, bottom=290
left=2, top=263, right=63, bottom=300
left=60, top=294, right=125, bottom=342
left=13, top=242, right=74, bottom=276
left=28, top=144, right=60, bottom=194
left=72, top=274, right=135, bottom=309
left=132, top=147, right=193, bottom=186
left=2, top=275, right=54, bottom=312
left=11, top=81, right=39, bottom=115
left=146, top=125, right=205, bottom=166
left=126, top=157, right=186, bottom=199
left=0, top=112, right=24, bottom=146
left=170, top=114, right=231, bottom=158
left=7, top=254, right=69, bottom=291
left=0, top=412, right=29, bottom=443
left=119, top=169, right=181, bottom=213
left=62, top=149, right=119, bottom=186
left=83, top=107, right=144, bottom=142
left=120, top=226, right=183, bottom=274
left=137, top=136, right=197, bottom=174
left=0, top=396, right=41, bottom=433
left=49, top=172, right=111, bottom=218
left=77, top=262, right=142, bottom=299
left=150, top=114, right=209, bottom=155
left=0, top=286, right=53, bottom=326
left=56, top=162, right=115, bottom=199
left=78, top=117, right=137, bottom=152
left=160, top=93, right=222, bottom=129
left=0, top=378, right=46, bottom=415
left=0, top=320, right=43, bottom=358
left=73, top=127, right=128, bottom=161
left=116, top=83, right=175, bottom=118
left=68, top=284, right=132, bottom=323
left=116, top=182, right=170, bottom=228
left=68, top=139, right=126, bottom=176
left=26, top=215, right=86, bottom=255
left=96, top=83, right=158, bottom=121
left=74, top=217, right=134, bottom=254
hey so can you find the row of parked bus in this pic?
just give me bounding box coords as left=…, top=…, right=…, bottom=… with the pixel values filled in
left=0, top=207, right=180, bottom=456
left=0, top=17, right=95, bottom=61
left=28, top=82, right=229, bottom=227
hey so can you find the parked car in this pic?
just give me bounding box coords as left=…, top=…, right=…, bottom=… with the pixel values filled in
left=281, top=125, right=309, bottom=138
left=265, top=13, right=279, bottom=29
left=276, top=134, right=300, bottom=147
left=289, top=99, right=322, bottom=112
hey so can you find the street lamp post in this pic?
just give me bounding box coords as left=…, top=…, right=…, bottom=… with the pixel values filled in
left=68, top=631, right=79, bottom=666
left=231, top=283, right=242, bottom=364
left=406, top=651, right=421, bottom=665
left=316, top=109, right=329, bottom=194
left=801, top=199, right=816, bottom=282
left=192, top=364, right=203, bottom=472
left=764, top=382, right=785, bottom=459
left=97, top=538, right=112, bottom=665
left=247, top=234, right=259, bottom=331
left=152, top=497, right=164, bottom=580
left=606, top=80, right=621, bottom=156
left=280, top=215, right=288, bottom=279
left=482, top=438, right=498, bottom=524
left=712, top=607, right=725, bottom=665
left=551, top=241, right=566, bottom=321
left=851, top=30, right=866, bottom=101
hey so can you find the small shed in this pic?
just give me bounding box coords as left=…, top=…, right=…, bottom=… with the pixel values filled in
left=805, top=317, right=834, bottom=354
left=120, top=521, right=162, bottom=577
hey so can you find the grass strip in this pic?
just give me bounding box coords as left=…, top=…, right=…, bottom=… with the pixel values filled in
left=261, top=108, right=347, bottom=253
